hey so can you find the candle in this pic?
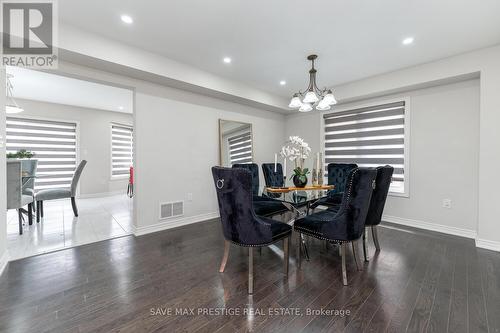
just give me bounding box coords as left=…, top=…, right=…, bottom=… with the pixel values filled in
left=274, top=153, right=277, bottom=172
left=283, top=158, right=287, bottom=178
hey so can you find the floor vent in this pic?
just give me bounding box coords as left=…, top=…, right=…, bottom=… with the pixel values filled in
left=159, top=201, right=184, bottom=220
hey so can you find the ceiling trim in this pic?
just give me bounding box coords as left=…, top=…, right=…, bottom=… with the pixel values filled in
left=57, top=24, right=290, bottom=113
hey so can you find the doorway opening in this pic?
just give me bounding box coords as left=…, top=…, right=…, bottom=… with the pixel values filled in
left=5, top=66, right=134, bottom=260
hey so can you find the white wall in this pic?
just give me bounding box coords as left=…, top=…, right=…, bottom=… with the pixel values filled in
left=49, top=61, right=286, bottom=235
left=285, top=44, right=500, bottom=251
left=332, top=45, right=500, bottom=251
left=384, top=80, right=479, bottom=233
left=134, top=83, right=285, bottom=233
left=15, top=98, right=133, bottom=196
left=286, top=80, right=480, bottom=234
left=283, top=112, right=321, bottom=177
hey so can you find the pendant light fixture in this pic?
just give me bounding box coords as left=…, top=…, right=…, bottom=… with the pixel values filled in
left=6, top=74, right=24, bottom=114
left=288, top=55, right=337, bottom=112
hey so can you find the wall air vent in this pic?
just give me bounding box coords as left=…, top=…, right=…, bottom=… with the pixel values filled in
left=159, top=201, right=184, bottom=220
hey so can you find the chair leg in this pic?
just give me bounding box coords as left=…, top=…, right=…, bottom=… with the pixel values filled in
left=258, top=247, right=262, bottom=255
left=36, top=201, right=41, bottom=222
left=40, top=201, right=44, bottom=218
left=296, top=232, right=302, bottom=268
left=219, top=240, right=230, bottom=273
left=283, top=236, right=289, bottom=276
left=341, top=243, right=348, bottom=286
left=301, top=234, right=310, bottom=261
left=248, top=247, right=254, bottom=294
left=18, top=209, right=23, bottom=235
left=363, top=229, right=369, bottom=262
left=372, top=225, right=381, bottom=251
left=352, top=240, right=362, bottom=271
left=27, top=203, right=33, bottom=226
left=71, top=197, right=78, bottom=217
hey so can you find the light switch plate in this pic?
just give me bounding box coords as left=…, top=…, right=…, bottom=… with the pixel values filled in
left=442, top=199, right=452, bottom=209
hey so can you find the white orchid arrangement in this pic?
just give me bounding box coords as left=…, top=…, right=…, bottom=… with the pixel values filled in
left=280, top=136, right=312, bottom=161
left=281, top=136, right=312, bottom=182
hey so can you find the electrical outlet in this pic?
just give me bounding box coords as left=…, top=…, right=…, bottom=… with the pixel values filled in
left=187, top=193, right=193, bottom=201
left=442, top=199, right=452, bottom=209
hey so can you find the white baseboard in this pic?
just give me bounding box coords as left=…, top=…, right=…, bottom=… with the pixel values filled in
left=475, top=238, right=500, bottom=252
left=382, top=215, right=477, bottom=239
left=0, top=251, right=9, bottom=277
left=79, top=190, right=126, bottom=199
left=133, top=212, right=219, bottom=236
left=132, top=212, right=500, bottom=252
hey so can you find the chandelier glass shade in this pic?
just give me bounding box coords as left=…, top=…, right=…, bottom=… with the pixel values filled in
left=288, top=55, right=337, bottom=112
left=298, top=103, right=312, bottom=112
left=288, top=94, right=302, bottom=108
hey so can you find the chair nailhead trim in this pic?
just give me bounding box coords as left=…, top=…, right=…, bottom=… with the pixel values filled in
left=294, top=227, right=361, bottom=244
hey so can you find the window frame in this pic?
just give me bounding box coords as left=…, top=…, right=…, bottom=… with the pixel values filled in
left=6, top=114, right=81, bottom=195
left=320, top=96, right=411, bottom=197
left=110, top=122, right=134, bottom=180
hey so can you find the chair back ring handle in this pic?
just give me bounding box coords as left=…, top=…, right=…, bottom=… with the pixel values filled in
left=216, top=179, right=225, bottom=189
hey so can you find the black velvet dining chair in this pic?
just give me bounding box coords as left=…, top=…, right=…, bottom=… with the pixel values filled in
left=232, top=163, right=288, bottom=217
left=262, top=163, right=284, bottom=188
left=212, top=166, right=292, bottom=294
left=362, top=165, right=394, bottom=261
left=294, top=167, right=377, bottom=285
left=310, top=163, right=357, bottom=210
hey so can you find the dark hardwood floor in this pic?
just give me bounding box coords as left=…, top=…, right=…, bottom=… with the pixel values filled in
left=1, top=218, right=499, bottom=333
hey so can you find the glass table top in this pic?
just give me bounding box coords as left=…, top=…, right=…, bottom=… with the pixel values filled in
left=258, top=186, right=330, bottom=206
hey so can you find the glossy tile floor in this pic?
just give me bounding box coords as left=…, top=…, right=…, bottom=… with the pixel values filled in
left=6, top=194, right=133, bottom=260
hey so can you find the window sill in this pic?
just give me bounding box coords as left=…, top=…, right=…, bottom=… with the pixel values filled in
left=110, top=175, right=128, bottom=181
left=389, top=191, right=409, bottom=198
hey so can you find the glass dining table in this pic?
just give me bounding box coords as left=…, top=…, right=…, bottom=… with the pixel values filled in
left=259, top=185, right=333, bottom=216
left=258, top=185, right=335, bottom=260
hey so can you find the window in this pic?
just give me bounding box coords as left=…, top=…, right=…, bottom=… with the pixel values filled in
left=111, top=123, right=133, bottom=177
left=323, top=101, right=408, bottom=195
left=228, top=130, right=253, bottom=165
left=6, top=116, right=78, bottom=190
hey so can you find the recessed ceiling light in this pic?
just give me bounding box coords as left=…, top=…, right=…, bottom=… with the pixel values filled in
left=280, top=80, right=286, bottom=86
left=223, top=57, right=232, bottom=64
left=118, top=106, right=124, bottom=110
left=121, top=15, right=133, bottom=24
left=402, top=37, right=414, bottom=45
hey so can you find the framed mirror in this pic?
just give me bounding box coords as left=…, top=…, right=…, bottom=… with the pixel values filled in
left=219, top=119, right=253, bottom=167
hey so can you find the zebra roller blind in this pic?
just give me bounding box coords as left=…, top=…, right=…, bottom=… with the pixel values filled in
left=228, top=131, right=253, bottom=165
left=323, top=101, right=406, bottom=193
left=6, top=117, right=77, bottom=190
left=111, top=124, right=133, bottom=177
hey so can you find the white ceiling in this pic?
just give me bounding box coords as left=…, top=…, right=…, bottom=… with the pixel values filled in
left=7, top=66, right=133, bottom=113
left=59, top=0, right=500, bottom=99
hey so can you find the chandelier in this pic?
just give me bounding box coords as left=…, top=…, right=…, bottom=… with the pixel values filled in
left=288, top=54, right=337, bottom=112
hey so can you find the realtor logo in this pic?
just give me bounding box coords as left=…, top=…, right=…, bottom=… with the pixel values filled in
left=1, top=0, right=58, bottom=68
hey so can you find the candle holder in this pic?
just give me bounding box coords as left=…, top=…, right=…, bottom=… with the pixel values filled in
left=317, top=167, right=324, bottom=186
left=312, top=168, right=318, bottom=186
